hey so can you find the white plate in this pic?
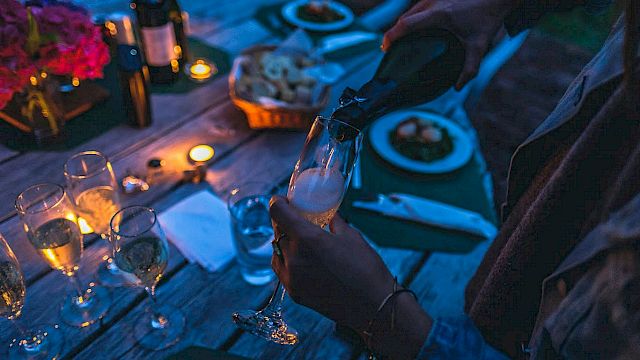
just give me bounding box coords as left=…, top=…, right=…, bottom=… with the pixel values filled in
left=369, top=110, right=473, bottom=174
left=282, top=0, right=355, bottom=32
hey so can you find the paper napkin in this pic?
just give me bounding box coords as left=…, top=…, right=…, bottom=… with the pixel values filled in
left=158, top=190, right=235, bottom=272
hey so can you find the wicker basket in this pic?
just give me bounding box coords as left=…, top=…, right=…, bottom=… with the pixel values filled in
left=229, top=45, right=330, bottom=130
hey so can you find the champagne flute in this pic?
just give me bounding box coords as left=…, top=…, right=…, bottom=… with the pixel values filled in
left=0, top=232, right=64, bottom=359
left=64, top=150, right=132, bottom=287
left=15, top=183, right=112, bottom=328
left=232, top=116, right=363, bottom=344
left=110, top=206, right=185, bottom=350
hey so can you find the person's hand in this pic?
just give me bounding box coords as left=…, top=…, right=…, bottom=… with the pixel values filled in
left=269, top=195, right=395, bottom=331
left=382, top=0, right=516, bottom=90
left=269, top=196, right=432, bottom=359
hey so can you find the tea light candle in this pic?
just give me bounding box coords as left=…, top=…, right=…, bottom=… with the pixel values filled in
left=189, top=144, right=214, bottom=163
left=186, top=58, right=217, bottom=82
left=187, top=144, right=214, bottom=183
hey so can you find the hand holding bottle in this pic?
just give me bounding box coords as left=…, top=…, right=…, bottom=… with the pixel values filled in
left=382, top=0, right=516, bottom=90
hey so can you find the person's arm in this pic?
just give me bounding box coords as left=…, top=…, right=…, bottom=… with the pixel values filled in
left=269, top=196, right=430, bottom=358
left=382, top=0, right=610, bottom=90
left=269, top=197, right=509, bottom=359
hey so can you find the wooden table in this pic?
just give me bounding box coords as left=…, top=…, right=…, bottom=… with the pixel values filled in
left=0, top=2, right=494, bottom=359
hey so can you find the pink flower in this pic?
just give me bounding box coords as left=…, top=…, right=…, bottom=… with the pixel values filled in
left=0, top=0, right=110, bottom=110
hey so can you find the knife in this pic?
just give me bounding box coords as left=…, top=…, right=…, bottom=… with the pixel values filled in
left=314, top=31, right=379, bottom=56
left=352, top=193, right=497, bottom=239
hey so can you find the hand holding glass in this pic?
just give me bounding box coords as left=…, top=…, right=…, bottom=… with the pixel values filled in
left=232, top=116, right=363, bottom=345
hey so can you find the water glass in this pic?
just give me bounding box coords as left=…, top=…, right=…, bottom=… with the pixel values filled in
left=228, top=182, right=277, bottom=286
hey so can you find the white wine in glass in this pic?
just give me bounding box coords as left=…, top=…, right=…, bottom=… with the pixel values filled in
left=0, top=232, right=64, bottom=360
left=64, top=151, right=129, bottom=287
left=16, top=183, right=112, bottom=328
left=75, top=186, right=120, bottom=236
left=27, top=218, right=83, bottom=276
left=111, top=206, right=184, bottom=351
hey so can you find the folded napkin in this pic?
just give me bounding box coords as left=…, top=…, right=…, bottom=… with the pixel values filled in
left=158, top=191, right=235, bottom=272
left=352, top=193, right=497, bottom=239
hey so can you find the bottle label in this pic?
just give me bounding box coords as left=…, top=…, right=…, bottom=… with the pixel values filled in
left=140, top=23, right=178, bottom=66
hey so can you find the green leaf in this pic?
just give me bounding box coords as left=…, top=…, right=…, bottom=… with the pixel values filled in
left=26, top=9, right=41, bottom=56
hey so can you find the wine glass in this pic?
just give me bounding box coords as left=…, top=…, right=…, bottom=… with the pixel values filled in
left=15, top=183, right=112, bottom=328
left=64, top=150, right=132, bottom=287
left=0, top=232, right=64, bottom=359
left=110, top=206, right=185, bottom=350
left=232, top=116, right=363, bottom=345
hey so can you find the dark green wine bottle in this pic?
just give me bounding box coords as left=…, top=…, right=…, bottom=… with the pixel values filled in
left=132, top=0, right=179, bottom=84
left=331, top=28, right=465, bottom=133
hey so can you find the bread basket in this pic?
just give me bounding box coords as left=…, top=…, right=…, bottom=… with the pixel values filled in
left=229, top=45, right=330, bottom=130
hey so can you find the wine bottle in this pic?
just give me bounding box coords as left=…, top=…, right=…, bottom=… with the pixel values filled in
left=331, top=28, right=465, bottom=134
left=109, top=14, right=153, bottom=127
left=167, top=0, right=189, bottom=64
left=132, top=0, right=179, bottom=84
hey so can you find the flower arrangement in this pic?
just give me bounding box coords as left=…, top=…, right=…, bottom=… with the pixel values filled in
left=0, top=0, right=109, bottom=137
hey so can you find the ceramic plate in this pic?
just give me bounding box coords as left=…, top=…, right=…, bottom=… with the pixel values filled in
left=282, top=0, right=355, bottom=32
left=369, top=110, right=473, bottom=174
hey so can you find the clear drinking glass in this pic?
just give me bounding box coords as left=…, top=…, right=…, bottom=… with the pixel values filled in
left=0, top=232, right=64, bottom=359
left=228, top=182, right=277, bottom=286
left=64, top=150, right=132, bottom=287
left=15, top=183, right=112, bottom=328
left=232, top=116, right=363, bottom=345
left=110, top=206, right=185, bottom=350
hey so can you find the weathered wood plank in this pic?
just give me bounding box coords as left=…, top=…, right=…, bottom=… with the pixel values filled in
left=228, top=246, right=426, bottom=360
left=411, top=241, right=491, bottom=318
left=73, top=131, right=309, bottom=359
left=0, top=144, right=18, bottom=164
left=0, top=20, right=272, bottom=221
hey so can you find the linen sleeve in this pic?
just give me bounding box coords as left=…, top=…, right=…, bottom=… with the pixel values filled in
left=504, top=0, right=612, bottom=35
left=416, top=315, right=510, bottom=359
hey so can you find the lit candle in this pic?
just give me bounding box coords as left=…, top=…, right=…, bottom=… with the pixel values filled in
left=187, top=145, right=214, bottom=183
left=189, top=144, right=215, bottom=163
left=187, top=58, right=217, bottom=82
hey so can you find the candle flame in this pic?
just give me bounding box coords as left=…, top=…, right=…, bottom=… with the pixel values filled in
left=189, top=145, right=214, bottom=162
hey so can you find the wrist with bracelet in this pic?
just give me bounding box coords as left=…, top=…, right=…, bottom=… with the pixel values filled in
left=362, top=276, right=418, bottom=358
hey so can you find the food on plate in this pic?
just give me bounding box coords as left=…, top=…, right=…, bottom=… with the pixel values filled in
left=296, top=1, right=346, bottom=23
left=390, top=116, right=454, bottom=162
left=235, top=50, right=319, bottom=106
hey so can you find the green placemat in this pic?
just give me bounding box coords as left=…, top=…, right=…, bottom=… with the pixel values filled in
left=151, top=37, right=231, bottom=94
left=340, top=135, right=497, bottom=254
left=0, top=37, right=230, bottom=152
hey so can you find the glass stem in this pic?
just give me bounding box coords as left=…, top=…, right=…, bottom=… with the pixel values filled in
left=145, top=287, right=168, bottom=329
left=262, top=282, right=286, bottom=316
left=69, top=273, right=88, bottom=307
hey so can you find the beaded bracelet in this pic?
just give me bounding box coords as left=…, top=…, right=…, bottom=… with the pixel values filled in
left=362, top=277, right=418, bottom=355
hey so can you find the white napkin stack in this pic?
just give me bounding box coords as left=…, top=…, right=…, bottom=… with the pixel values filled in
left=158, top=191, right=235, bottom=272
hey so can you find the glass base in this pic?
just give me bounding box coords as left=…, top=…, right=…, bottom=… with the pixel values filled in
left=61, top=285, right=111, bottom=327
left=240, top=268, right=275, bottom=286
left=8, top=324, right=63, bottom=360
left=97, top=259, right=138, bottom=287
left=232, top=309, right=298, bottom=345
left=134, top=304, right=185, bottom=351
